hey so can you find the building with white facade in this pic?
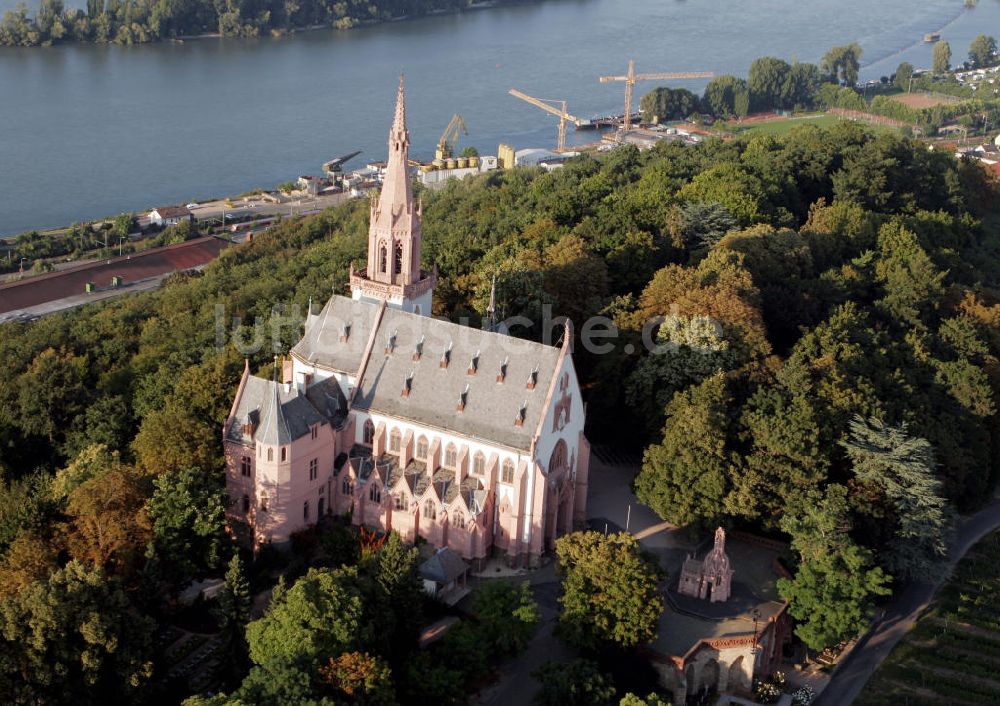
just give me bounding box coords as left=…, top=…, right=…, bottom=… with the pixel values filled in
left=223, top=77, right=590, bottom=567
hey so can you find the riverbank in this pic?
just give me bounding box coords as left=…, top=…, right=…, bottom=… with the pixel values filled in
left=3, top=0, right=996, bottom=236
left=0, top=0, right=539, bottom=48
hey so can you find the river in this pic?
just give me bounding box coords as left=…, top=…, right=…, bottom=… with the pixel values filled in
left=1, top=0, right=998, bottom=236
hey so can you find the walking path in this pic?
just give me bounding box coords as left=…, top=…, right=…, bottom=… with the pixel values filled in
left=813, top=497, right=1000, bottom=706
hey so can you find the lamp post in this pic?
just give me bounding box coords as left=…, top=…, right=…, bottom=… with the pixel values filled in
left=751, top=608, right=762, bottom=656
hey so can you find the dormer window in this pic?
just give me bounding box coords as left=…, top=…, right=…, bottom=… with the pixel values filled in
left=514, top=400, right=527, bottom=427
left=413, top=336, right=424, bottom=361
left=468, top=351, right=479, bottom=375
left=527, top=367, right=538, bottom=390
left=339, top=323, right=351, bottom=342
left=384, top=330, right=397, bottom=354
left=401, top=372, right=413, bottom=398
left=457, top=384, right=469, bottom=412
left=497, top=357, right=508, bottom=383
left=440, top=342, right=452, bottom=369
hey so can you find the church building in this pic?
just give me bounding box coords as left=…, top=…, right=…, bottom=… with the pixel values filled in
left=222, top=78, right=590, bottom=567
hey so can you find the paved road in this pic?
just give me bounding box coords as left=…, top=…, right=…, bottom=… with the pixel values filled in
left=188, top=191, right=349, bottom=225
left=813, top=498, right=1000, bottom=706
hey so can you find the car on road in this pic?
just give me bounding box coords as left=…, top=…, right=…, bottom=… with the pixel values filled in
left=224, top=213, right=236, bottom=220
left=185, top=203, right=199, bottom=209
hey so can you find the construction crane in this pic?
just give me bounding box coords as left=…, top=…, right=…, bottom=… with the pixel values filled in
left=508, top=88, right=584, bottom=151
left=322, top=150, right=362, bottom=175
left=435, top=114, right=468, bottom=162
left=599, top=60, right=714, bottom=132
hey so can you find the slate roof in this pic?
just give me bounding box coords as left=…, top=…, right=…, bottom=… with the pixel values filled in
left=419, top=548, right=469, bottom=584
left=226, top=375, right=346, bottom=445
left=350, top=300, right=563, bottom=450
left=291, top=295, right=381, bottom=375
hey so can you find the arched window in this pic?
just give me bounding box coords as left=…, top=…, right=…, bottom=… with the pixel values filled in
left=394, top=243, right=403, bottom=275
left=260, top=491, right=268, bottom=512
left=445, top=443, right=458, bottom=468
left=473, top=452, right=485, bottom=476
left=267, top=448, right=273, bottom=462
left=389, top=429, right=401, bottom=454
left=423, top=500, right=436, bottom=521
left=369, top=483, right=381, bottom=504
left=280, top=447, right=287, bottom=462
left=342, top=479, right=353, bottom=496
left=363, top=419, right=375, bottom=445
left=549, top=440, right=567, bottom=473
left=379, top=244, right=387, bottom=274
left=501, top=459, right=515, bottom=484
left=453, top=512, right=465, bottom=529
left=416, top=436, right=428, bottom=460
left=393, top=494, right=404, bottom=510
left=242, top=494, right=250, bottom=513
left=303, top=501, right=310, bottom=521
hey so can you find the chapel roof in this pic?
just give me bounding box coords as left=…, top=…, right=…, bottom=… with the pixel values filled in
left=226, top=374, right=346, bottom=445
left=352, top=301, right=564, bottom=451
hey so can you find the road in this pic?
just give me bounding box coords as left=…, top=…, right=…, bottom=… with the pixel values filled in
left=186, top=191, right=350, bottom=225
left=813, top=497, right=1000, bottom=706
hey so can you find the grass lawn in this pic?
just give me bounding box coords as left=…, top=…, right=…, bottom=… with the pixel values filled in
left=717, top=113, right=842, bottom=136
left=856, top=531, right=1000, bottom=706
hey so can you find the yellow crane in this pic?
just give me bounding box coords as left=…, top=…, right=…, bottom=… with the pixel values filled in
left=435, top=114, right=468, bottom=162
left=508, top=88, right=584, bottom=151
left=599, top=60, right=714, bottom=132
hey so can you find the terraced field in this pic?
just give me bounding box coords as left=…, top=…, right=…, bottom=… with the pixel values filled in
left=857, top=531, right=1000, bottom=705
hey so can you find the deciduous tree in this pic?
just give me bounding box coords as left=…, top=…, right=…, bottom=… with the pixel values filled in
left=932, top=41, right=951, bottom=75
left=636, top=374, right=737, bottom=527
left=0, top=561, right=154, bottom=703
left=554, top=531, right=662, bottom=650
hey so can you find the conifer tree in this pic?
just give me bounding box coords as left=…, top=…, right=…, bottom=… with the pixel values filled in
left=842, top=415, right=953, bottom=580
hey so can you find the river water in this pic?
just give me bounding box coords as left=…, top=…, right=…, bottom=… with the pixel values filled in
left=1, top=0, right=998, bottom=235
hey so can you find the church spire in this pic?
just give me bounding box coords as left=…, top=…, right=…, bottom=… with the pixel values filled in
left=350, top=76, right=436, bottom=316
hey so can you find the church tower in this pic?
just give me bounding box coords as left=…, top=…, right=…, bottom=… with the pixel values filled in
left=350, top=76, right=436, bottom=315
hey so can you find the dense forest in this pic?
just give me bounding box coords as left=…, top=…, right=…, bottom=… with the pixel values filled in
left=0, top=0, right=527, bottom=46
left=1, top=121, right=999, bottom=702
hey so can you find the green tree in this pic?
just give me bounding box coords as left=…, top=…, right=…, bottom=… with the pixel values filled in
left=932, top=41, right=952, bottom=75
left=620, top=695, right=671, bottom=706
left=246, top=566, right=366, bottom=669
left=702, top=75, right=749, bottom=118
left=821, top=43, right=863, bottom=86
left=747, top=56, right=792, bottom=110
left=554, top=531, right=663, bottom=650
left=366, top=530, right=424, bottom=663
left=873, top=221, right=945, bottom=327
left=639, top=87, right=700, bottom=123
left=893, top=61, right=914, bottom=90
left=147, top=465, right=230, bottom=580
left=842, top=416, right=953, bottom=580
left=16, top=346, right=87, bottom=444
left=0, top=561, right=154, bottom=703
left=533, top=659, right=616, bottom=706
left=216, top=554, right=252, bottom=680
left=778, top=485, right=892, bottom=651
left=969, top=33, right=997, bottom=68
left=674, top=201, right=738, bottom=250
left=472, top=580, right=540, bottom=655
left=636, top=374, right=736, bottom=526
left=777, top=543, right=891, bottom=651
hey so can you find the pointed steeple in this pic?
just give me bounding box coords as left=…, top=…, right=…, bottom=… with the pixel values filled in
left=485, top=274, right=497, bottom=330
left=350, top=76, right=436, bottom=315
left=392, top=73, right=407, bottom=136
